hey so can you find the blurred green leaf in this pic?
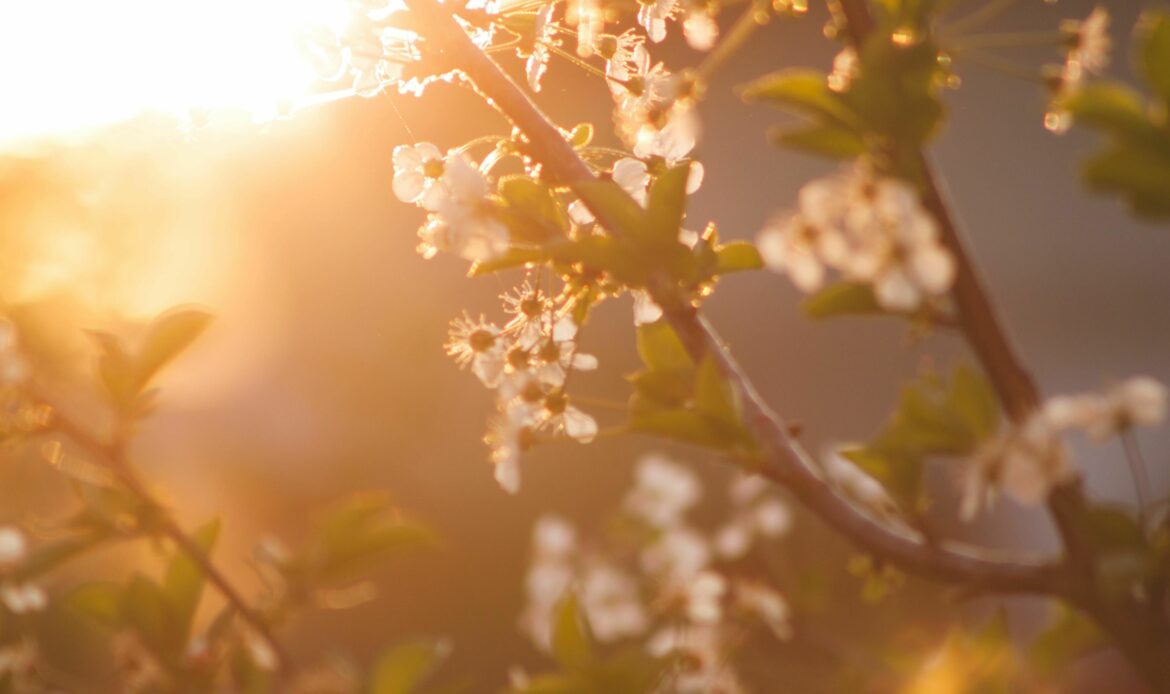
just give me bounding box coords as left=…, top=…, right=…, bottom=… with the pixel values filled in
left=573, top=179, right=647, bottom=238
left=645, top=164, right=691, bottom=246
left=740, top=69, right=862, bottom=129
left=498, top=176, right=569, bottom=243
left=135, top=309, right=213, bottom=390
left=164, top=518, right=221, bottom=641
left=843, top=37, right=945, bottom=144
left=713, top=241, right=763, bottom=275
left=1139, top=10, right=1170, bottom=104
left=552, top=593, right=593, bottom=672
left=1059, top=84, right=1152, bottom=138
left=568, top=123, right=594, bottom=149
left=694, top=354, right=738, bottom=426
left=635, top=321, right=694, bottom=373
left=469, top=248, right=546, bottom=276
left=369, top=638, right=451, bottom=694
left=801, top=283, right=882, bottom=319
left=1029, top=604, right=1104, bottom=678
left=125, top=573, right=182, bottom=658
left=948, top=363, right=1000, bottom=442
left=1082, top=144, right=1170, bottom=219
left=68, top=581, right=124, bottom=627
left=312, top=494, right=437, bottom=584
left=770, top=122, right=868, bottom=159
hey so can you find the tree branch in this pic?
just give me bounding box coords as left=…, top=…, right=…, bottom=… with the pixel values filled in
left=44, top=407, right=292, bottom=675
left=830, top=0, right=1170, bottom=688
left=405, top=0, right=1063, bottom=596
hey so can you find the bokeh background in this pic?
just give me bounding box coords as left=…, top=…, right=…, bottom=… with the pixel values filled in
left=0, top=0, right=1166, bottom=690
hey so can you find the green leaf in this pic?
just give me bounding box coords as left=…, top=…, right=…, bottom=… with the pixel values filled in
left=1059, top=84, right=1154, bottom=140
left=313, top=494, right=437, bottom=583
left=635, top=321, right=694, bottom=372
left=948, top=363, right=999, bottom=442
left=1082, top=143, right=1170, bottom=219
left=626, top=369, right=693, bottom=407
left=740, top=69, right=862, bottom=129
left=628, top=407, right=748, bottom=449
left=88, top=330, right=138, bottom=409
left=840, top=447, right=921, bottom=513
left=164, top=518, right=221, bottom=641
left=572, top=179, right=647, bottom=238
left=1139, top=10, right=1170, bottom=105
left=801, top=283, right=882, bottom=319
left=369, top=639, right=451, bottom=694
left=124, top=573, right=182, bottom=657
left=694, top=355, right=738, bottom=425
left=769, top=122, right=868, bottom=159
left=68, top=581, right=125, bottom=627
left=498, top=176, right=569, bottom=243
left=843, top=38, right=945, bottom=144
left=713, top=241, right=763, bottom=274
left=136, top=308, right=213, bottom=389
left=551, top=593, right=593, bottom=671
left=469, top=247, right=546, bottom=276
left=568, top=123, right=594, bottom=149
left=1029, top=605, right=1104, bottom=678
left=645, top=164, right=691, bottom=246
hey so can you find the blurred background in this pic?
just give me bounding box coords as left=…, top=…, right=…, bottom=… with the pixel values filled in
left=0, top=0, right=1166, bottom=690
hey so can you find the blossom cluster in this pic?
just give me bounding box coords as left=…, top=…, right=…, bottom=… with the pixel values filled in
left=961, top=376, right=1166, bottom=520
left=757, top=163, right=956, bottom=312
left=518, top=455, right=793, bottom=692
left=445, top=283, right=600, bottom=493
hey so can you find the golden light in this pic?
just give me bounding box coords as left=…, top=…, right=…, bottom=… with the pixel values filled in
left=0, top=0, right=355, bottom=144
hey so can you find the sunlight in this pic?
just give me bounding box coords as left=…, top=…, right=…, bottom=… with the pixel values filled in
left=0, top=1, right=355, bottom=144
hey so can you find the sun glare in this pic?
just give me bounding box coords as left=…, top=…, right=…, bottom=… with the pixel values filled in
left=0, top=1, right=354, bottom=144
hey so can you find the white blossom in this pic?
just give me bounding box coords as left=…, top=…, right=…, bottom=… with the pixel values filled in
left=647, top=625, right=745, bottom=694
left=1045, top=377, right=1166, bottom=442
left=525, top=3, right=558, bottom=92
left=823, top=450, right=900, bottom=520
left=638, top=0, right=679, bottom=43
left=580, top=563, right=649, bottom=641
left=0, top=527, right=28, bottom=571
left=960, top=414, right=1075, bottom=520
left=735, top=581, right=791, bottom=640
left=715, top=474, right=792, bottom=559
left=684, top=570, right=726, bottom=624
left=392, top=142, right=447, bottom=208
left=624, top=455, right=702, bottom=528
left=683, top=10, right=718, bottom=51
left=641, top=526, right=711, bottom=581
left=534, top=391, right=598, bottom=443
left=0, top=583, right=46, bottom=614
left=1061, top=6, right=1110, bottom=85
left=445, top=313, right=507, bottom=387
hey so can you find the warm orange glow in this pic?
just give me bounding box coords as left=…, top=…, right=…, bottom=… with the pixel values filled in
left=0, top=1, right=354, bottom=144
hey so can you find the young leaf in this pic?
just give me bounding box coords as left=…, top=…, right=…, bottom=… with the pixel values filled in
left=68, top=581, right=125, bottom=627
left=713, top=241, right=763, bottom=275
left=1139, top=10, right=1170, bottom=105
left=164, top=518, right=222, bottom=640
left=572, top=179, right=647, bottom=238
left=801, top=283, right=882, bottom=319
left=645, top=164, right=691, bottom=246
left=1082, top=144, right=1170, bottom=219
left=770, top=122, right=868, bottom=159
left=369, top=639, right=452, bottom=694
left=694, top=354, right=738, bottom=427
left=740, top=70, right=862, bottom=129
left=551, top=593, right=593, bottom=671
left=136, top=308, right=213, bottom=389
left=948, top=363, right=999, bottom=442
left=498, top=176, right=569, bottom=243
left=635, top=321, right=694, bottom=373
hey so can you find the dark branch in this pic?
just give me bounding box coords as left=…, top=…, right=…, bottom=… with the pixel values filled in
left=405, top=0, right=1064, bottom=596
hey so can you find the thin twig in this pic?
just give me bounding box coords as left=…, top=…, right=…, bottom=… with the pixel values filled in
left=44, top=407, right=293, bottom=674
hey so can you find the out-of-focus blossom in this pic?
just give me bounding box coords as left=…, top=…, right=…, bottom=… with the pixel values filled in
left=960, top=414, right=1074, bottom=520
left=624, top=455, right=702, bottom=528
left=1045, top=377, right=1166, bottom=442
left=715, top=474, right=792, bottom=559
left=580, top=563, right=649, bottom=641
left=683, top=9, right=718, bottom=51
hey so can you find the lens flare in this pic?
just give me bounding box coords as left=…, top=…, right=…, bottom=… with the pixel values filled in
left=0, top=1, right=353, bottom=144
